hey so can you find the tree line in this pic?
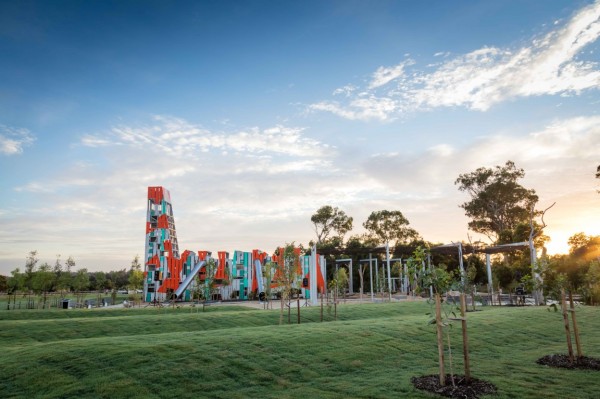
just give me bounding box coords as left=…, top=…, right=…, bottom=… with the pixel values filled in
left=1, top=252, right=144, bottom=304
left=307, top=160, right=600, bottom=304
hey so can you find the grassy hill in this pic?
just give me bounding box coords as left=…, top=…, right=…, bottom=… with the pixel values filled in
left=1, top=301, right=598, bottom=398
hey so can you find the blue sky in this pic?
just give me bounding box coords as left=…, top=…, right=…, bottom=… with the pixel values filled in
left=1, top=0, right=599, bottom=273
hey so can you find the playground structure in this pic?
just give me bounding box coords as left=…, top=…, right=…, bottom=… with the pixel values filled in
left=144, top=187, right=326, bottom=304
left=144, top=186, right=544, bottom=306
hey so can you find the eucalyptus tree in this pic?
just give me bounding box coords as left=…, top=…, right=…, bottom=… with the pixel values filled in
left=363, top=210, right=419, bottom=246
left=24, top=250, right=38, bottom=293
left=364, top=210, right=419, bottom=300
left=311, top=205, right=353, bottom=245
left=455, top=160, right=538, bottom=244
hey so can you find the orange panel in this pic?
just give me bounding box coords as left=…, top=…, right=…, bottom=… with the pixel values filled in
left=215, top=251, right=227, bottom=279
left=146, top=255, right=159, bottom=266
left=316, top=255, right=325, bottom=293
left=157, top=214, right=169, bottom=229
left=147, top=186, right=165, bottom=204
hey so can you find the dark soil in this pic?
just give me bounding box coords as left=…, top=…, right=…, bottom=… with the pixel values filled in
left=411, top=375, right=497, bottom=399
left=537, top=354, right=600, bottom=370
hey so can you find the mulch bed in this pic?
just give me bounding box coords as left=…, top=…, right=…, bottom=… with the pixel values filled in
left=537, top=354, right=600, bottom=370
left=411, top=375, right=497, bottom=399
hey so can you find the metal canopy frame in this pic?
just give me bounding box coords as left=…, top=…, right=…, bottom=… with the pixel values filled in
left=431, top=240, right=539, bottom=305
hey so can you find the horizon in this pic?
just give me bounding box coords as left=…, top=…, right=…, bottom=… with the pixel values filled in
left=1, top=0, right=599, bottom=274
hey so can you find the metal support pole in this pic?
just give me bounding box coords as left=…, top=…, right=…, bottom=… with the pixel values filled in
left=458, top=242, right=465, bottom=284
left=428, top=253, right=433, bottom=298
left=486, top=253, right=494, bottom=305
left=369, top=253, right=374, bottom=301
left=403, top=262, right=408, bottom=294
left=310, top=245, right=318, bottom=306
left=530, top=245, right=542, bottom=305
left=386, top=243, right=392, bottom=301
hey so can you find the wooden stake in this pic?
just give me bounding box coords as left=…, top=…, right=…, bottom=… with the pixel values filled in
left=568, top=291, right=583, bottom=358
left=334, top=287, right=338, bottom=321
left=435, top=293, right=446, bottom=387
left=560, top=289, right=575, bottom=363
left=460, top=294, right=471, bottom=382
left=320, top=289, right=323, bottom=322
left=297, top=292, right=300, bottom=324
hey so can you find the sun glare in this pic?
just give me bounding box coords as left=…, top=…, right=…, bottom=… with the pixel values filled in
left=544, top=224, right=600, bottom=256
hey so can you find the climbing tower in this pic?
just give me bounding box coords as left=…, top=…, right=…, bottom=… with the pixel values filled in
left=144, top=186, right=183, bottom=301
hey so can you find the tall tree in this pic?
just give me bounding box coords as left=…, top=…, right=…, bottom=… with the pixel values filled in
left=129, top=255, right=143, bottom=300
left=130, top=255, right=142, bottom=271
left=363, top=210, right=419, bottom=246
left=7, top=268, right=24, bottom=307
left=57, top=256, right=75, bottom=295
left=32, top=262, right=55, bottom=307
left=72, top=268, right=90, bottom=305
left=311, top=205, right=353, bottom=245
left=93, top=272, right=107, bottom=291
left=8, top=268, right=23, bottom=293
left=0, top=275, right=7, bottom=292
left=274, top=244, right=301, bottom=325
left=455, top=160, right=538, bottom=243
left=24, top=250, right=38, bottom=292
left=65, top=256, right=75, bottom=273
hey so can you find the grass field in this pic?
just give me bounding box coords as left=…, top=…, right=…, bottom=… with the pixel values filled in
left=1, top=301, right=598, bottom=398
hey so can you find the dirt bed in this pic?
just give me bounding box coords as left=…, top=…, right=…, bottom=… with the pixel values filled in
left=411, top=374, right=497, bottom=399
left=537, top=354, right=600, bottom=370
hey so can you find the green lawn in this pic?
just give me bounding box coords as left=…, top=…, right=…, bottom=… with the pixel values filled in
left=1, top=302, right=598, bottom=398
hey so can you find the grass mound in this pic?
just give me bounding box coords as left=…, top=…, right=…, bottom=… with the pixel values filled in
left=1, top=302, right=599, bottom=398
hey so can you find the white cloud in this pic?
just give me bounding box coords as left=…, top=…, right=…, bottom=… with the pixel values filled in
left=81, top=135, right=115, bottom=147
left=332, top=84, right=357, bottom=97
left=0, top=125, right=35, bottom=155
left=309, top=95, right=398, bottom=121
left=310, top=1, right=600, bottom=120
left=82, top=116, right=329, bottom=158
left=428, top=144, right=454, bottom=157
left=368, top=61, right=412, bottom=89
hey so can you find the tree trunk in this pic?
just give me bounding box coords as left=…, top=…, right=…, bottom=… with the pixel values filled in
left=320, top=289, right=323, bottom=322
left=334, top=288, right=337, bottom=321
left=569, top=291, right=583, bottom=358
left=435, top=293, right=446, bottom=386
left=358, top=266, right=364, bottom=302
left=279, top=293, right=284, bottom=325
left=560, top=289, right=575, bottom=363
left=460, top=294, right=471, bottom=382
left=297, top=293, right=300, bottom=324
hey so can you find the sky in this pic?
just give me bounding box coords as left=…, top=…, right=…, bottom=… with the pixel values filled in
left=1, top=0, right=599, bottom=274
